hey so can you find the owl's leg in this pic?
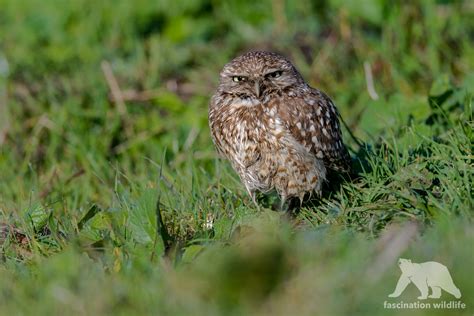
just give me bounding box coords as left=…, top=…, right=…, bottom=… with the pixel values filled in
left=279, top=195, right=287, bottom=211
left=250, top=191, right=257, bottom=205
left=298, top=193, right=305, bottom=207
left=246, top=187, right=260, bottom=210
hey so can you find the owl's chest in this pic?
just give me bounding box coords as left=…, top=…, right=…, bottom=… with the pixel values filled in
left=219, top=105, right=285, bottom=153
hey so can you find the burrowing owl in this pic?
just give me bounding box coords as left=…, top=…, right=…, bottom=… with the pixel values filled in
left=209, top=51, right=350, bottom=206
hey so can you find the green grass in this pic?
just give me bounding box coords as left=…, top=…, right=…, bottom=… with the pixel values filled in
left=0, top=0, right=473, bottom=315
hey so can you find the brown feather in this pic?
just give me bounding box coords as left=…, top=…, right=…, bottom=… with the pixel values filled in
left=209, top=51, right=351, bottom=203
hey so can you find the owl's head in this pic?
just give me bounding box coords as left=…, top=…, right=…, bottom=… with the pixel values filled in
left=217, top=51, right=304, bottom=102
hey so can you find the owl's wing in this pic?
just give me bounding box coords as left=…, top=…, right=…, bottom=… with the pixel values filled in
left=279, top=87, right=351, bottom=172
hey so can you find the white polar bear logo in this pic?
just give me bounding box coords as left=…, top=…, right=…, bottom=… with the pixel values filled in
left=388, top=258, right=461, bottom=300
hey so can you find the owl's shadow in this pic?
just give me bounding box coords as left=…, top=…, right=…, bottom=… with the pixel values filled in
left=257, top=150, right=370, bottom=214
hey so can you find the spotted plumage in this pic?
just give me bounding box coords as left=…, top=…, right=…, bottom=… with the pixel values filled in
left=209, top=51, right=350, bottom=205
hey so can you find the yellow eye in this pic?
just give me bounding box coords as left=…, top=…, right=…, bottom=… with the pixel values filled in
left=232, top=76, right=247, bottom=82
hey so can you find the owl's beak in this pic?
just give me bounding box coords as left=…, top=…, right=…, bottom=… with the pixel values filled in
left=254, top=81, right=261, bottom=98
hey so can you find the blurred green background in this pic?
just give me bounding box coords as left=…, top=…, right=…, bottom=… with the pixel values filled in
left=0, top=0, right=473, bottom=315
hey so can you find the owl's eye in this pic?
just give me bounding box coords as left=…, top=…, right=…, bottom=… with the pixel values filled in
left=265, top=70, right=283, bottom=79
left=232, top=76, right=247, bottom=82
